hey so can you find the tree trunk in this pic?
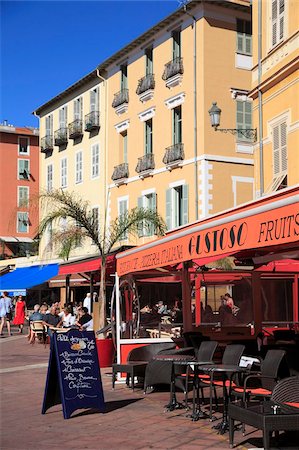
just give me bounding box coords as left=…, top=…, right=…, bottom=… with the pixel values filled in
left=98, top=257, right=107, bottom=335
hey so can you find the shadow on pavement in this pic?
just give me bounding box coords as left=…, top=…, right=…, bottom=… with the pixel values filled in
left=70, top=398, right=143, bottom=418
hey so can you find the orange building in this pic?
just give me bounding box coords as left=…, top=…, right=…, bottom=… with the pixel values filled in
left=0, top=122, right=39, bottom=259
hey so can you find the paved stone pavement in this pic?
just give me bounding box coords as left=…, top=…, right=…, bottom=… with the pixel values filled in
left=1, top=329, right=298, bottom=450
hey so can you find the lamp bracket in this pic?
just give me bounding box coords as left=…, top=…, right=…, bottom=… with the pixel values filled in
left=214, top=127, right=257, bottom=141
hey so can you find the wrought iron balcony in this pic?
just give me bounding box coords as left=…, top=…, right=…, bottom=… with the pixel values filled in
left=68, top=119, right=83, bottom=139
left=162, top=57, right=184, bottom=81
left=163, top=143, right=184, bottom=165
left=136, top=74, right=155, bottom=95
left=135, top=153, right=155, bottom=173
left=54, top=128, right=68, bottom=146
left=41, top=135, right=53, bottom=153
left=112, top=89, right=129, bottom=109
left=111, top=162, right=129, bottom=181
left=84, top=111, right=100, bottom=131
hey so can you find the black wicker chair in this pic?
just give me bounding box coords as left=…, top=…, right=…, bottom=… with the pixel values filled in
left=230, top=349, right=289, bottom=403
left=112, top=342, right=175, bottom=390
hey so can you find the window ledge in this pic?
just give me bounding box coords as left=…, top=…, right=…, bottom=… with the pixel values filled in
left=138, top=169, right=154, bottom=179
left=165, top=160, right=183, bottom=171
left=114, top=178, right=128, bottom=187
left=165, top=74, right=183, bottom=89
left=138, top=89, right=154, bottom=103
left=114, top=103, right=129, bottom=115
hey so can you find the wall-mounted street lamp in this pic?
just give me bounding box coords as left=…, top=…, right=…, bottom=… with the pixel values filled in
left=208, top=102, right=257, bottom=141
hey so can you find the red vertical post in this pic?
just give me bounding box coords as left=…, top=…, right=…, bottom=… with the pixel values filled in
left=293, top=274, right=299, bottom=323
left=195, top=275, right=201, bottom=326
left=182, top=262, right=193, bottom=332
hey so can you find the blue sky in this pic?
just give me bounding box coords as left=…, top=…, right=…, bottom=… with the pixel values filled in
left=1, top=1, right=179, bottom=127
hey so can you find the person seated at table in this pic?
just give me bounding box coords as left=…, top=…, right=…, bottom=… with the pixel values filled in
left=157, top=300, right=168, bottom=315
left=203, top=305, right=214, bottom=323
left=171, top=299, right=183, bottom=323
left=76, top=307, right=93, bottom=331
left=59, top=305, right=76, bottom=328
left=43, top=306, right=62, bottom=337
left=28, top=304, right=43, bottom=322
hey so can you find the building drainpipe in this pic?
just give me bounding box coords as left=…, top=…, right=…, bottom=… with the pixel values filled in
left=184, top=6, right=199, bottom=220
left=258, top=0, right=264, bottom=196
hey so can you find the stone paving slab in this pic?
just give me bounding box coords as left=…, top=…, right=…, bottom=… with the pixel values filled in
left=0, top=333, right=298, bottom=450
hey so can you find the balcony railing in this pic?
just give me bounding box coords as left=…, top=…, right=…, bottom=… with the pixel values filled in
left=84, top=111, right=100, bottom=131
left=136, top=74, right=155, bottom=95
left=54, top=128, right=68, bottom=146
left=163, top=143, right=184, bottom=165
left=68, top=119, right=83, bottom=139
left=136, top=153, right=155, bottom=173
left=112, top=89, right=129, bottom=108
left=41, top=135, right=53, bottom=153
left=162, top=57, right=184, bottom=81
left=111, top=162, right=129, bottom=181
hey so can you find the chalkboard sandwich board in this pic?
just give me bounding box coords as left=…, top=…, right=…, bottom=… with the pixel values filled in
left=42, top=330, right=105, bottom=419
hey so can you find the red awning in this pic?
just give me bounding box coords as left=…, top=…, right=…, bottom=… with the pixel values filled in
left=59, top=254, right=116, bottom=276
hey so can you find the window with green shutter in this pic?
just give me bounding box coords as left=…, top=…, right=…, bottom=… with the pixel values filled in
left=17, top=212, right=29, bottom=233
left=173, top=106, right=182, bottom=145
left=122, top=131, right=128, bottom=163
left=18, top=186, right=29, bottom=207
left=145, top=48, right=153, bottom=75
left=119, top=198, right=128, bottom=239
left=172, top=30, right=181, bottom=60
left=236, top=19, right=252, bottom=55
left=236, top=100, right=252, bottom=142
left=59, top=106, right=67, bottom=128
left=145, top=119, right=153, bottom=154
left=90, top=88, right=99, bottom=112
left=121, top=65, right=128, bottom=90
left=166, top=184, right=188, bottom=230
left=74, top=97, right=82, bottom=120
left=18, top=159, right=30, bottom=180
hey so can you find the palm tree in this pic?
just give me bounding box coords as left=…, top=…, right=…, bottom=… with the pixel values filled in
left=39, top=189, right=166, bottom=330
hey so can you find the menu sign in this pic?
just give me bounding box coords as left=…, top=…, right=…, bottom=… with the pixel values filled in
left=42, top=330, right=105, bottom=419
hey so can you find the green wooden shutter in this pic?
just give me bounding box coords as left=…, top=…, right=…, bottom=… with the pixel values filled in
left=166, top=189, right=172, bottom=230
left=151, top=193, right=157, bottom=235
left=182, top=184, right=189, bottom=225
left=137, top=196, right=144, bottom=237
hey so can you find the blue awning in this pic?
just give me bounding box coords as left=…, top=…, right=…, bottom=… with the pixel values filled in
left=0, top=264, right=59, bottom=290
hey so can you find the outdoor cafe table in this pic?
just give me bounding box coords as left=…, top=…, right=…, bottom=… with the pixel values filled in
left=228, top=400, right=299, bottom=449
left=198, top=364, right=248, bottom=435
left=153, top=353, right=195, bottom=411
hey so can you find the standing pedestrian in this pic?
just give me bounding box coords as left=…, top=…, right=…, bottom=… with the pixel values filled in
left=0, top=291, right=13, bottom=337
left=12, top=295, right=26, bottom=333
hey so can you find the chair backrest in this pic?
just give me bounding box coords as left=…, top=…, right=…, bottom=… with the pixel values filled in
left=30, top=321, right=45, bottom=332
left=222, top=344, right=245, bottom=365
left=197, top=340, right=218, bottom=362
left=271, top=375, right=299, bottom=403
left=261, top=349, right=289, bottom=390
left=128, top=342, right=176, bottom=362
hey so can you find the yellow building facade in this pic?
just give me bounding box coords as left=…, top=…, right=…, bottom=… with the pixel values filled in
left=105, top=0, right=254, bottom=248
left=35, top=71, right=106, bottom=260
left=250, top=0, right=299, bottom=196
left=35, top=0, right=254, bottom=261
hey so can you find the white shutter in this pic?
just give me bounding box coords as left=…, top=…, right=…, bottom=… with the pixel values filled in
left=182, top=184, right=189, bottom=225
left=272, top=0, right=278, bottom=46
left=273, top=125, right=280, bottom=176
left=280, top=122, right=287, bottom=172
left=90, top=89, right=98, bottom=112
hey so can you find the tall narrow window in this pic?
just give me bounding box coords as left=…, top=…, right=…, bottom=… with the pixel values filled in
left=145, top=119, right=153, bottom=154
left=166, top=184, right=188, bottom=230
left=45, top=115, right=53, bottom=136
left=273, top=121, right=287, bottom=189
left=18, top=186, right=29, bottom=207
left=172, top=30, right=181, bottom=60
left=118, top=198, right=128, bottom=239
left=138, top=192, right=157, bottom=237
left=75, top=151, right=83, bottom=184
left=272, top=0, right=285, bottom=47
left=74, top=97, right=83, bottom=120
left=91, top=144, right=99, bottom=178
left=173, top=106, right=182, bottom=145
left=18, top=159, right=30, bottom=180
left=121, top=131, right=128, bottom=163
left=236, top=19, right=252, bottom=55
left=17, top=212, right=29, bottom=233
left=121, top=65, right=128, bottom=90
left=145, top=48, right=153, bottom=75
left=59, top=106, right=68, bottom=128
left=60, top=158, right=67, bottom=188
left=18, top=137, right=29, bottom=155
left=90, top=88, right=99, bottom=112
left=236, top=100, right=252, bottom=141
left=47, top=164, right=53, bottom=191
